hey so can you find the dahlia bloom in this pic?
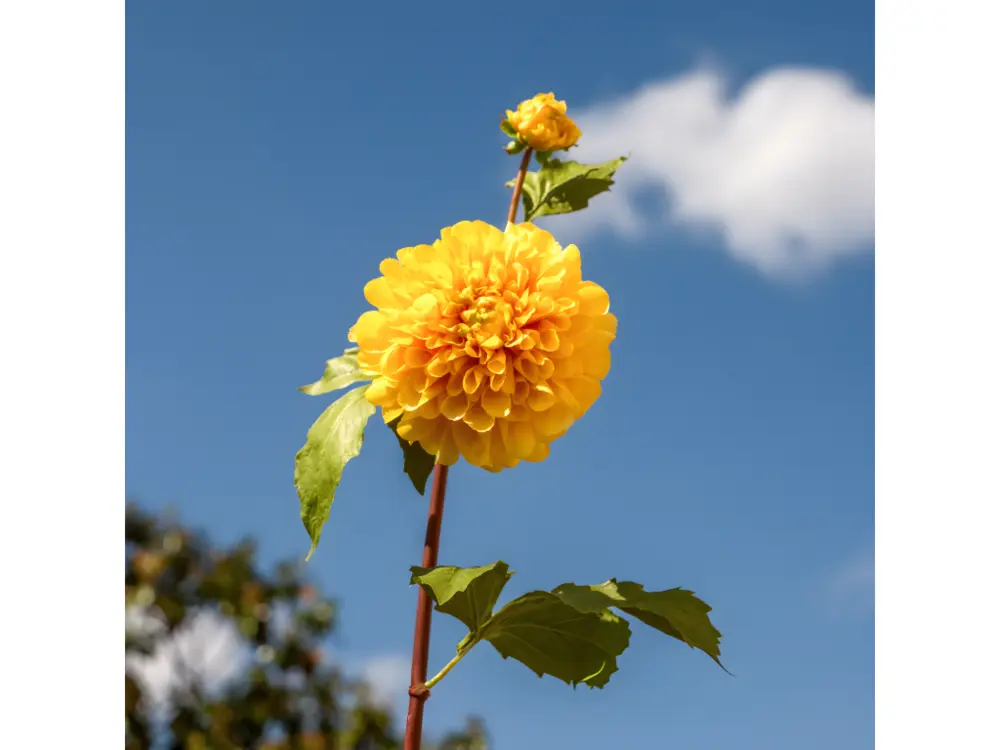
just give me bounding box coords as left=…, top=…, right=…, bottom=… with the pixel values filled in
left=348, top=221, right=615, bottom=472
left=505, top=92, right=581, bottom=153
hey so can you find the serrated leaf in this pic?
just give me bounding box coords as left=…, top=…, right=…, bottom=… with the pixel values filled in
left=482, top=589, right=631, bottom=688
left=500, top=119, right=518, bottom=138
left=410, top=562, right=512, bottom=635
left=513, top=156, right=627, bottom=221
left=387, top=416, right=436, bottom=495
left=553, top=580, right=726, bottom=671
left=294, top=386, right=376, bottom=560
left=298, top=348, right=366, bottom=396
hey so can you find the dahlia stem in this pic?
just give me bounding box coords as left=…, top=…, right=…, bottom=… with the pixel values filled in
left=403, top=463, right=449, bottom=750
left=507, top=147, right=534, bottom=225
left=402, top=147, right=534, bottom=750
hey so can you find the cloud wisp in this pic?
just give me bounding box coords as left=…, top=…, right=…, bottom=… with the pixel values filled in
left=542, top=66, right=874, bottom=279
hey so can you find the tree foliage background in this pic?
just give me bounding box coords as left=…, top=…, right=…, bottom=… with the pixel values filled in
left=125, top=503, right=488, bottom=750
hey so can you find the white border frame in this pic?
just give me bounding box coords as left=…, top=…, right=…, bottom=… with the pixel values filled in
left=2, top=1, right=999, bottom=747
left=0, top=2, right=124, bottom=746
left=877, top=0, right=1000, bottom=748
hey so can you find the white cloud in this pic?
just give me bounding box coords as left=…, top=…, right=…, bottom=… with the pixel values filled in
left=543, top=66, right=874, bottom=279
left=126, top=605, right=414, bottom=724
left=357, top=653, right=411, bottom=708
left=126, top=606, right=250, bottom=710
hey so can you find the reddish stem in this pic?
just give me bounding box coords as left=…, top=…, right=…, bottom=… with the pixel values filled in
left=507, top=148, right=534, bottom=225
left=403, top=464, right=449, bottom=750
left=402, top=147, right=534, bottom=750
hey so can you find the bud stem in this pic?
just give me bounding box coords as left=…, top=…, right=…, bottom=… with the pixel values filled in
left=507, top=147, right=534, bottom=225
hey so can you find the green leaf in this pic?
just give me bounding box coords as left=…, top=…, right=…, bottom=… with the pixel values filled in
left=294, top=386, right=376, bottom=560
left=510, top=156, right=628, bottom=221
left=298, top=348, right=367, bottom=396
left=387, top=416, right=436, bottom=496
left=410, top=562, right=724, bottom=694
left=482, top=589, right=631, bottom=688
left=500, top=119, right=518, bottom=138
left=410, top=561, right=513, bottom=636
left=504, top=139, right=527, bottom=155
left=552, top=580, right=727, bottom=671
left=535, top=150, right=552, bottom=166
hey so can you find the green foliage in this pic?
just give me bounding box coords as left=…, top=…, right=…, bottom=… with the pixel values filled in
left=411, top=562, right=512, bottom=637
left=389, top=416, right=437, bottom=496
left=504, top=139, right=527, bottom=155
left=413, top=562, right=725, bottom=691
left=298, top=347, right=367, bottom=396
left=508, top=156, right=628, bottom=221
left=485, top=590, right=630, bottom=688
left=553, top=580, right=727, bottom=671
left=500, top=118, right=527, bottom=155
left=125, top=504, right=490, bottom=750
left=294, top=386, right=377, bottom=559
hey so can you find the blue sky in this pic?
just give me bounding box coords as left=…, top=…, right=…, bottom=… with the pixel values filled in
left=126, top=1, right=873, bottom=748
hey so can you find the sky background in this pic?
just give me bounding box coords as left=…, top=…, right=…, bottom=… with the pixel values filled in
left=126, top=1, right=874, bottom=748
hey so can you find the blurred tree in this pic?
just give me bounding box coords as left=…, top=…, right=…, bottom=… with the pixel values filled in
left=125, top=503, right=488, bottom=750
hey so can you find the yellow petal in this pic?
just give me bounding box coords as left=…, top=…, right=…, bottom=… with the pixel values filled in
left=486, top=350, right=507, bottom=375
left=578, top=283, right=610, bottom=316
left=539, top=328, right=560, bottom=351
left=349, top=311, right=389, bottom=348
left=396, top=417, right=433, bottom=442
left=454, top=422, right=490, bottom=467
left=447, top=368, right=467, bottom=396
left=538, top=357, right=556, bottom=380
left=514, top=354, right=538, bottom=382
left=426, top=355, right=451, bottom=378
left=441, top=394, right=469, bottom=421
left=564, top=377, right=602, bottom=413
left=527, top=384, right=556, bottom=412
left=513, top=379, right=531, bottom=405
left=481, top=388, right=511, bottom=418
left=581, top=345, right=611, bottom=379
left=436, top=430, right=460, bottom=466
left=364, top=277, right=399, bottom=309
left=506, top=421, right=537, bottom=459
left=462, top=366, right=486, bottom=395
left=463, top=405, right=495, bottom=433
left=403, top=347, right=431, bottom=368
left=524, top=442, right=550, bottom=463
left=535, top=403, right=576, bottom=437
left=413, top=395, right=442, bottom=419
left=413, top=292, right=439, bottom=316
left=365, top=379, right=394, bottom=406
left=398, top=372, right=423, bottom=410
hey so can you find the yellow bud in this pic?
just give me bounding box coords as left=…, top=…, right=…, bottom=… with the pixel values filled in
left=505, top=92, right=581, bottom=153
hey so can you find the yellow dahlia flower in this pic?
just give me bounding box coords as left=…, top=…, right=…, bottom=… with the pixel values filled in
left=348, top=221, right=615, bottom=472
left=505, top=92, right=581, bottom=152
